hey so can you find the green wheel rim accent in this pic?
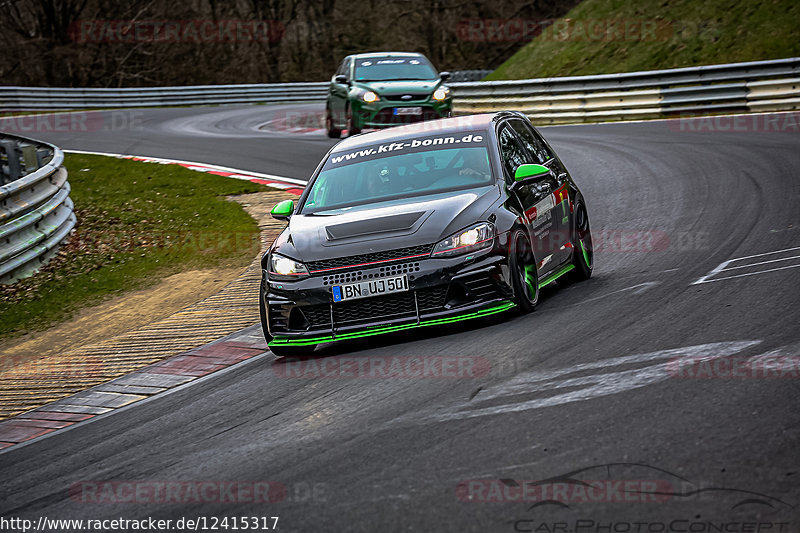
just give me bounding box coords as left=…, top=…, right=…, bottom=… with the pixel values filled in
left=269, top=301, right=516, bottom=347
left=524, top=264, right=537, bottom=298
left=581, top=240, right=592, bottom=269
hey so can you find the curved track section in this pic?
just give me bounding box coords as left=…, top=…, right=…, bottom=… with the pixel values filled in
left=1, top=107, right=798, bottom=530
left=22, top=104, right=333, bottom=179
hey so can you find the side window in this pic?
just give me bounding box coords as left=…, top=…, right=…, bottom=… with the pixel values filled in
left=335, top=59, right=348, bottom=77
left=498, top=125, right=529, bottom=180
left=509, top=119, right=552, bottom=164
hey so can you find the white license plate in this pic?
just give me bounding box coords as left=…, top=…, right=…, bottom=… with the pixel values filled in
left=394, top=107, right=422, bottom=116
left=332, top=275, right=408, bottom=302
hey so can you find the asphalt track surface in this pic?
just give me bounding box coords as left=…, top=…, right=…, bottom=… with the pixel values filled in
left=1, top=105, right=799, bottom=531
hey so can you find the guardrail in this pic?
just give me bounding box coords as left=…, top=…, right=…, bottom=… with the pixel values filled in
left=0, top=134, right=75, bottom=284
left=0, top=83, right=330, bottom=111
left=1, top=59, right=797, bottom=122
left=0, top=71, right=492, bottom=111
left=450, top=57, right=800, bottom=124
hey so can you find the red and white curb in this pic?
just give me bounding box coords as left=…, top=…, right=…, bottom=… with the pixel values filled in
left=66, top=149, right=308, bottom=195
left=0, top=326, right=269, bottom=452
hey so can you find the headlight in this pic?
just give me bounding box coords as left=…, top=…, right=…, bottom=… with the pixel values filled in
left=432, top=222, right=495, bottom=257
left=362, top=91, right=379, bottom=103
left=268, top=253, right=310, bottom=280
left=432, top=86, right=451, bottom=101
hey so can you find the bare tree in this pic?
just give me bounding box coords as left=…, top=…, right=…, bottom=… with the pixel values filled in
left=0, top=0, right=577, bottom=87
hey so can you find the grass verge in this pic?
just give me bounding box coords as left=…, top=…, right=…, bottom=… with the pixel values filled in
left=487, top=0, right=800, bottom=80
left=0, top=153, right=267, bottom=339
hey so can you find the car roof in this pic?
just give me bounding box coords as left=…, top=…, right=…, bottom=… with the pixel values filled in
left=349, top=52, right=427, bottom=59
left=330, top=113, right=509, bottom=153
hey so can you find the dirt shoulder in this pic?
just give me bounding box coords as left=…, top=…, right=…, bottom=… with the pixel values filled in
left=0, top=267, right=246, bottom=366
left=0, top=189, right=292, bottom=418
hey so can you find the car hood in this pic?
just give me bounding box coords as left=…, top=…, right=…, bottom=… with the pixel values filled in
left=275, top=186, right=500, bottom=263
left=354, top=79, right=440, bottom=96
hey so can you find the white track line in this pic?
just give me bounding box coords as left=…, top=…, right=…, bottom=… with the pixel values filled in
left=692, top=246, right=800, bottom=284
left=694, top=264, right=800, bottom=284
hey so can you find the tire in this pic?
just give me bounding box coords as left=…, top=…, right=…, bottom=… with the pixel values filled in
left=347, top=106, right=362, bottom=136
left=325, top=107, right=341, bottom=139
left=260, top=279, right=317, bottom=357
left=570, top=198, right=593, bottom=281
left=509, top=229, right=538, bottom=313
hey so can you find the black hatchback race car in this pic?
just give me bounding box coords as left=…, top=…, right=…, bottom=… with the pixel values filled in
left=261, top=112, right=593, bottom=356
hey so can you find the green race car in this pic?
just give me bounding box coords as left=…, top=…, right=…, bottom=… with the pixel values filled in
left=325, top=52, right=453, bottom=138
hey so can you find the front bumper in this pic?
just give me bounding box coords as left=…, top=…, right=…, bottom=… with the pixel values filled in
left=264, top=251, right=515, bottom=347
left=352, top=98, right=452, bottom=128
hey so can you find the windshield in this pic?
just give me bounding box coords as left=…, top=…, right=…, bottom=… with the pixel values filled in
left=353, top=56, right=438, bottom=81
left=301, top=132, right=493, bottom=214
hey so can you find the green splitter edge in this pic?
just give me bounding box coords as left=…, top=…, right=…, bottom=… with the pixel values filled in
left=270, top=301, right=516, bottom=347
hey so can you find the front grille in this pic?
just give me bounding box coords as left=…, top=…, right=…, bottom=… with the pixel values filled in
left=308, top=244, right=433, bottom=273
left=321, top=262, right=420, bottom=285
left=334, top=292, right=416, bottom=325
left=371, top=107, right=441, bottom=125
left=298, top=285, right=449, bottom=330
left=301, top=305, right=331, bottom=329
left=417, top=286, right=448, bottom=310
left=383, top=93, right=429, bottom=102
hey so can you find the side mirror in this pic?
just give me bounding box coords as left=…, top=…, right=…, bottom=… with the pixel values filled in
left=513, top=164, right=551, bottom=183
left=439, top=71, right=451, bottom=81
left=271, top=199, right=294, bottom=221
left=334, top=74, right=348, bottom=84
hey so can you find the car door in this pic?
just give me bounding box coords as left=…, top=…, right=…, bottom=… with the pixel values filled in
left=497, top=121, right=560, bottom=277
left=329, top=57, right=351, bottom=126
left=507, top=118, right=573, bottom=267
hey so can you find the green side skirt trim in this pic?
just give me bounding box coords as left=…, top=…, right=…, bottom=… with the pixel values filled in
left=538, top=263, right=575, bottom=289
left=269, top=301, right=516, bottom=347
